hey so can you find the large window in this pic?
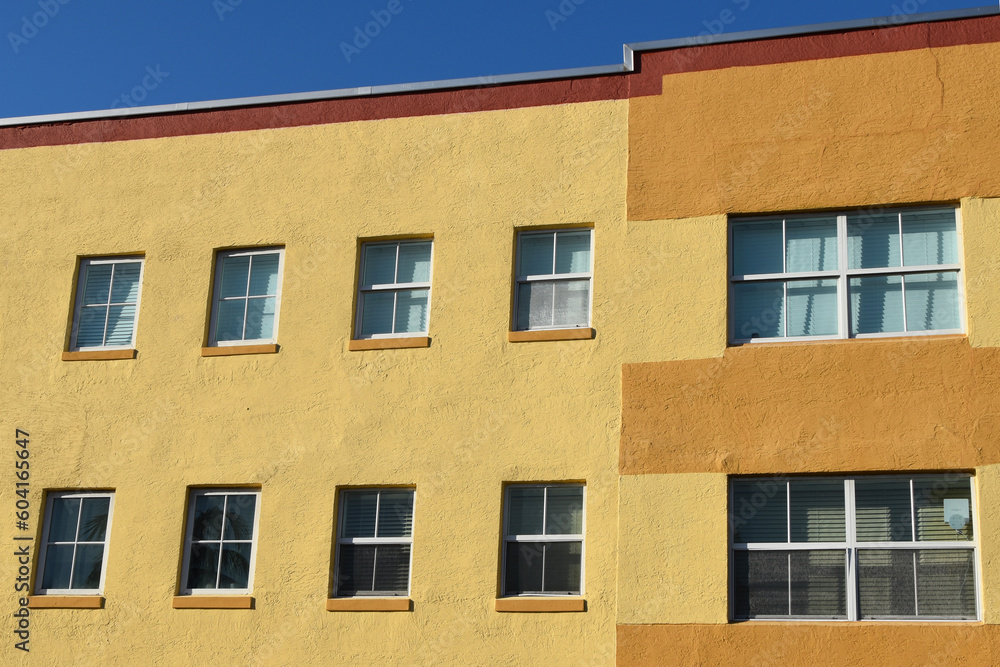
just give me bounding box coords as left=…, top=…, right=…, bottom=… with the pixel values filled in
left=208, top=248, right=284, bottom=346
left=730, top=207, right=961, bottom=342
left=70, top=257, right=144, bottom=350
left=355, top=240, right=432, bottom=339
left=502, top=484, right=584, bottom=596
left=179, top=489, right=260, bottom=594
left=333, top=489, right=414, bottom=597
left=36, top=492, right=114, bottom=594
left=514, top=229, right=593, bottom=331
left=730, top=475, right=977, bottom=621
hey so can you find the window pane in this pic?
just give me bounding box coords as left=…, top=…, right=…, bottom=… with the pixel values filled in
left=337, top=544, right=375, bottom=596
left=553, top=280, right=590, bottom=328
left=732, top=282, right=784, bottom=339
left=71, top=544, right=104, bottom=589
left=519, top=233, right=555, bottom=277
left=360, top=291, right=395, bottom=337
left=244, top=296, right=276, bottom=340
left=77, top=306, right=109, bottom=347
left=850, top=275, right=904, bottom=335
left=248, top=253, right=280, bottom=296
left=373, top=544, right=411, bottom=594
left=363, top=244, right=398, bottom=285
left=789, top=479, right=845, bottom=542
left=731, top=480, right=787, bottom=543
left=786, top=279, right=838, bottom=337
left=504, top=542, right=544, bottom=595
left=41, top=544, right=74, bottom=590
left=79, top=497, right=110, bottom=542
left=507, top=487, right=544, bottom=535
left=902, top=209, right=957, bottom=266
left=216, top=299, right=246, bottom=341
left=48, top=497, right=81, bottom=542
left=218, top=543, right=252, bottom=589
left=786, top=218, right=837, bottom=273
left=192, top=495, right=225, bottom=541
left=554, top=231, right=591, bottom=274
left=222, top=494, right=257, bottom=541
left=516, top=282, right=554, bottom=331
left=82, top=264, right=113, bottom=305
left=394, top=289, right=428, bottom=334
left=546, top=486, right=583, bottom=535
left=104, top=305, right=136, bottom=345
left=377, top=491, right=414, bottom=538
left=855, top=478, right=913, bottom=542
left=914, top=477, right=973, bottom=541
left=858, top=549, right=919, bottom=618
left=397, top=242, right=432, bottom=283
left=733, top=550, right=788, bottom=618
left=110, top=263, right=141, bottom=303
left=341, top=491, right=378, bottom=538
left=219, top=256, right=250, bottom=298
left=186, top=543, right=221, bottom=589
left=734, top=550, right=847, bottom=619
left=543, top=542, right=582, bottom=593
left=848, top=213, right=901, bottom=269
left=732, top=221, right=782, bottom=275
left=790, top=550, right=846, bottom=617
left=916, top=549, right=976, bottom=618
left=904, top=272, right=960, bottom=332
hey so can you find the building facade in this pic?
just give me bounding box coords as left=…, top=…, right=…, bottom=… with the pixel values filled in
left=2, top=8, right=1000, bottom=665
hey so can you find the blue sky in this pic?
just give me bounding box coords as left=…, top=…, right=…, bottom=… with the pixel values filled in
left=0, top=0, right=987, bottom=118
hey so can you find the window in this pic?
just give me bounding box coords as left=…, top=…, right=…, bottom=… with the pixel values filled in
left=514, top=229, right=593, bottom=331
left=208, top=248, right=284, bottom=346
left=36, top=492, right=114, bottom=594
left=730, top=475, right=977, bottom=620
left=333, top=489, right=414, bottom=597
left=730, top=206, right=962, bottom=342
left=502, top=484, right=584, bottom=596
left=355, top=241, right=432, bottom=338
left=179, top=489, right=260, bottom=594
left=70, top=257, right=144, bottom=350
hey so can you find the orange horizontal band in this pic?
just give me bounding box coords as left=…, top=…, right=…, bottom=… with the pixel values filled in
left=172, top=596, right=253, bottom=609
left=28, top=595, right=104, bottom=609
left=508, top=328, right=595, bottom=343
left=326, top=598, right=412, bottom=611
left=62, top=349, right=136, bottom=361
left=348, top=337, right=430, bottom=351
left=495, top=598, right=586, bottom=612
left=201, top=344, right=279, bottom=357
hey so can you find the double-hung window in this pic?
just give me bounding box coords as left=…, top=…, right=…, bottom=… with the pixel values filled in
left=514, top=229, right=593, bottom=331
left=333, top=489, right=414, bottom=597
left=36, top=492, right=114, bottom=594
left=179, top=489, right=261, bottom=594
left=209, top=248, right=284, bottom=346
left=502, top=484, right=584, bottom=596
left=355, top=241, right=432, bottom=339
left=730, top=475, right=977, bottom=620
left=70, top=257, right=144, bottom=350
left=730, top=206, right=962, bottom=342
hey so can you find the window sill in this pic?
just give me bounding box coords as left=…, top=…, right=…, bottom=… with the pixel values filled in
left=508, top=328, right=595, bottom=343
left=28, top=595, right=104, bottom=609
left=495, top=598, right=586, bottom=612
left=172, top=596, right=254, bottom=609
left=62, top=349, right=136, bottom=361
left=201, top=344, right=279, bottom=357
left=326, top=598, right=412, bottom=611
left=729, top=333, right=967, bottom=348
left=348, top=337, right=430, bottom=351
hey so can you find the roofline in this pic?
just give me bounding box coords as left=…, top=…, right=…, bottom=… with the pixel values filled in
left=1, top=5, right=997, bottom=129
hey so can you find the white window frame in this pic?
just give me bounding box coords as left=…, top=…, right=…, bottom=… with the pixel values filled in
left=333, top=488, right=415, bottom=598
left=729, top=474, right=980, bottom=622
left=69, top=256, right=145, bottom=351
left=354, top=240, right=433, bottom=339
left=501, top=483, right=586, bottom=597
left=208, top=247, right=285, bottom=347
left=729, top=207, right=964, bottom=344
left=35, top=491, right=115, bottom=595
left=513, top=228, right=594, bottom=331
left=178, top=488, right=261, bottom=596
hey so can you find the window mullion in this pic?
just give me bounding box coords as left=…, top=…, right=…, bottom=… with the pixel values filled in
left=912, top=551, right=920, bottom=617
left=837, top=214, right=849, bottom=339
left=845, top=478, right=857, bottom=621
left=215, top=496, right=229, bottom=589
